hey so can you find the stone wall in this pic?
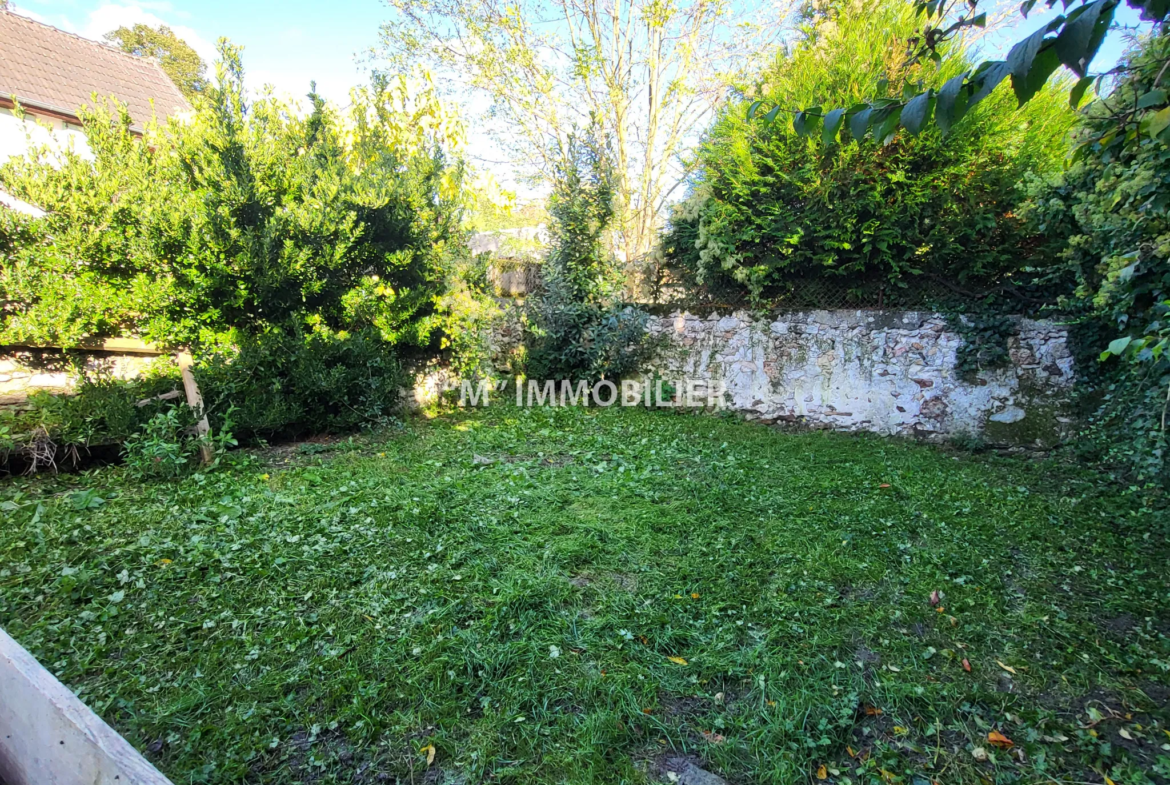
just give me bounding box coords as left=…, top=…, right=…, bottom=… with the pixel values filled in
left=645, top=310, right=1076, bottom=445
left=0, top=348, right=161, bottom=405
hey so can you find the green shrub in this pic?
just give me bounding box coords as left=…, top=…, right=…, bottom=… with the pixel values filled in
left=0, top=45, right=465, bottom=351
left=658, top=0, right=1074, bottom=304
left=523, top=128, right=654, bottom=381
left=121, top=407, right=237, bottom=480
left=1018, top=29, right=1170, bottom=490
left=194, top=328, right=411, bottom=440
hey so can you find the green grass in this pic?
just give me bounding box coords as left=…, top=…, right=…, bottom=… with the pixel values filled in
left=1, top=404, right=1168, bottom=784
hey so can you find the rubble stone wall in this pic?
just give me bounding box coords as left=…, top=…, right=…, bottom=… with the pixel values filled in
left=644, top=310, right=1076, bottom=444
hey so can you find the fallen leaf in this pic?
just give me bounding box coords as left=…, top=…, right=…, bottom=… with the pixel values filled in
left=1105, top=777, right=1117, bottom=785
left=930, top=590, right=941, bottom=606
left=971, top=746, right=989, bottom=761
left=936, top=606, right=946, bottom=613
left=691, top=592, right=701, bottom=599
left=667, top=656, right=688, bottom=665
left=886, top=665, right=901, bottom=672
left=846, top=746, right=856, bottom=758
left=701, top=730, right=726, bottom=744
left=865, top=705, right=884, bottom=716
left=817, top=764, right=828, bottom=780
left=1118, top=728, right=1133, bottom=740
left=988, top=730, right=1014, bottom=748
left=962, top=658, right=972, bottom=672
left=879, top=483, right=891, bottom=489
left=420, top=744, right=436, bottom=766
left=996, top=660, right=1017, bottom=674
left=156, top=558, right=172, bottom=566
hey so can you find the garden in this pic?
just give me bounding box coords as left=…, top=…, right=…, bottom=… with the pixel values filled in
left=2, top=0, right=1170, bottom=782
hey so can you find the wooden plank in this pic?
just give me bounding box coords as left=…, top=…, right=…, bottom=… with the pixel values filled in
left=175, top=351, right=213, bottom=465
left=1, top=338, right=164, bottom=356
left=0, top=627, right=173, bottom=785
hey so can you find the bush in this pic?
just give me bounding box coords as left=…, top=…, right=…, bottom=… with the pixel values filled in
left=523, top=128, right=654, bottom=381
left=657, top=0, right=1074, bottom=305
left=1018, top=28, right=1170, bottom=490
left=122, top=407, right=236, bottom=480
left=0, top=44, right=465, bottom=351
left=195, top=328, right=410, bottom=440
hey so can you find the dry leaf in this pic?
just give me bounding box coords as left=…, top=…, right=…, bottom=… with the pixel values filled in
left=846, top=745, right=856, bottom=758
left=988, top=730, right=1014, bottom=748
left=1118, top=728, right=1133, bottom=740
left=879, top=483, right=891, bottom=489
left=864, top=705, right=884, bottom=716
left=996, top=660, right=1017, bottom=674
left=691, top=592, right=701, bottom=599
left=962, top=658, right=972, bottom=672
left=667, top=656, right=688, bottom=665
left=701, top=730, right=726, bottom=744
left=420, top=744, right=436, bottom=766
left=816, top=764, right=828, bottom=780
left=930, top=590, right=941, bottom=606
left=971, top=746, right=989, bottom=761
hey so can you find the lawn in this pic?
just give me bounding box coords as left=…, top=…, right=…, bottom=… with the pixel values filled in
left=1, top=404, right=1168, bottom=784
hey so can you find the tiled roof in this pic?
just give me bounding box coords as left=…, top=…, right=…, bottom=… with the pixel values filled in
left=0, top=10, right=190, bottom=131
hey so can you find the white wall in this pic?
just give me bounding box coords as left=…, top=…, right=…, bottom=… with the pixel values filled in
left=0, top=107, right=92, bottom=166
left=644, top=310, right=1076, bottom=445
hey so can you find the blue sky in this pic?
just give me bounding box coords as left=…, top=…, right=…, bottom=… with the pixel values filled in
left=9, top=0, right=388, bottom=102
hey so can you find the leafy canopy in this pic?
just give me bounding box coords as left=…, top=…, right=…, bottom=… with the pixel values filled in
left=750, top=0, right=1166, bottom=141
left=104, top=24, right=209, bottom=100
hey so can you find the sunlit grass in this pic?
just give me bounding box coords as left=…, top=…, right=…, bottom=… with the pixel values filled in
left=1, top=405, right=1167, bottom=784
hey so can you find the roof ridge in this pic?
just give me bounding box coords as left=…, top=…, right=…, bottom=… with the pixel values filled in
left=0, top=8, right=179, bottom=73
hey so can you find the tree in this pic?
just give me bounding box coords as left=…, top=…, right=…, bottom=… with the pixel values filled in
left=105, top=24, right=208, bottom=100
left=660, top=0, right=1073, bottom=303
left=521, top=125, right=653, bottom=381
left=379, top=0, right=793, bottom=263
left=750, top=0, right=1167, bottom=142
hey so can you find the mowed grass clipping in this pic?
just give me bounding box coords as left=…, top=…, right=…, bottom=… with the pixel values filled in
left=1, top=404, right=1168, bottom=784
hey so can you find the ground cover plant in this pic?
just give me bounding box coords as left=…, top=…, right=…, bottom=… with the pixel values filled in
left=0, top=404, right=1167, bottom=784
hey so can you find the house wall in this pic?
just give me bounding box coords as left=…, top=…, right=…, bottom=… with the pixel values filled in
left=0, top=107, right=91, bottom=165
left=643, top=310, right=1076, bottom=445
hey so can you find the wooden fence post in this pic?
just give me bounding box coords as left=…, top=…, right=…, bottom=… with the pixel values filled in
left=176, top=351, right=213, bottom=465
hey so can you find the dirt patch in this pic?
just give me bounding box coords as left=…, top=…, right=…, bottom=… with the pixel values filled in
left=650, top=753, right=730, bottom=785
left=660, top=691, right=708, bottom=720
left=1100, top=613, right=1138, bottom=637
left=608, top=572, right=639, bottom=592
